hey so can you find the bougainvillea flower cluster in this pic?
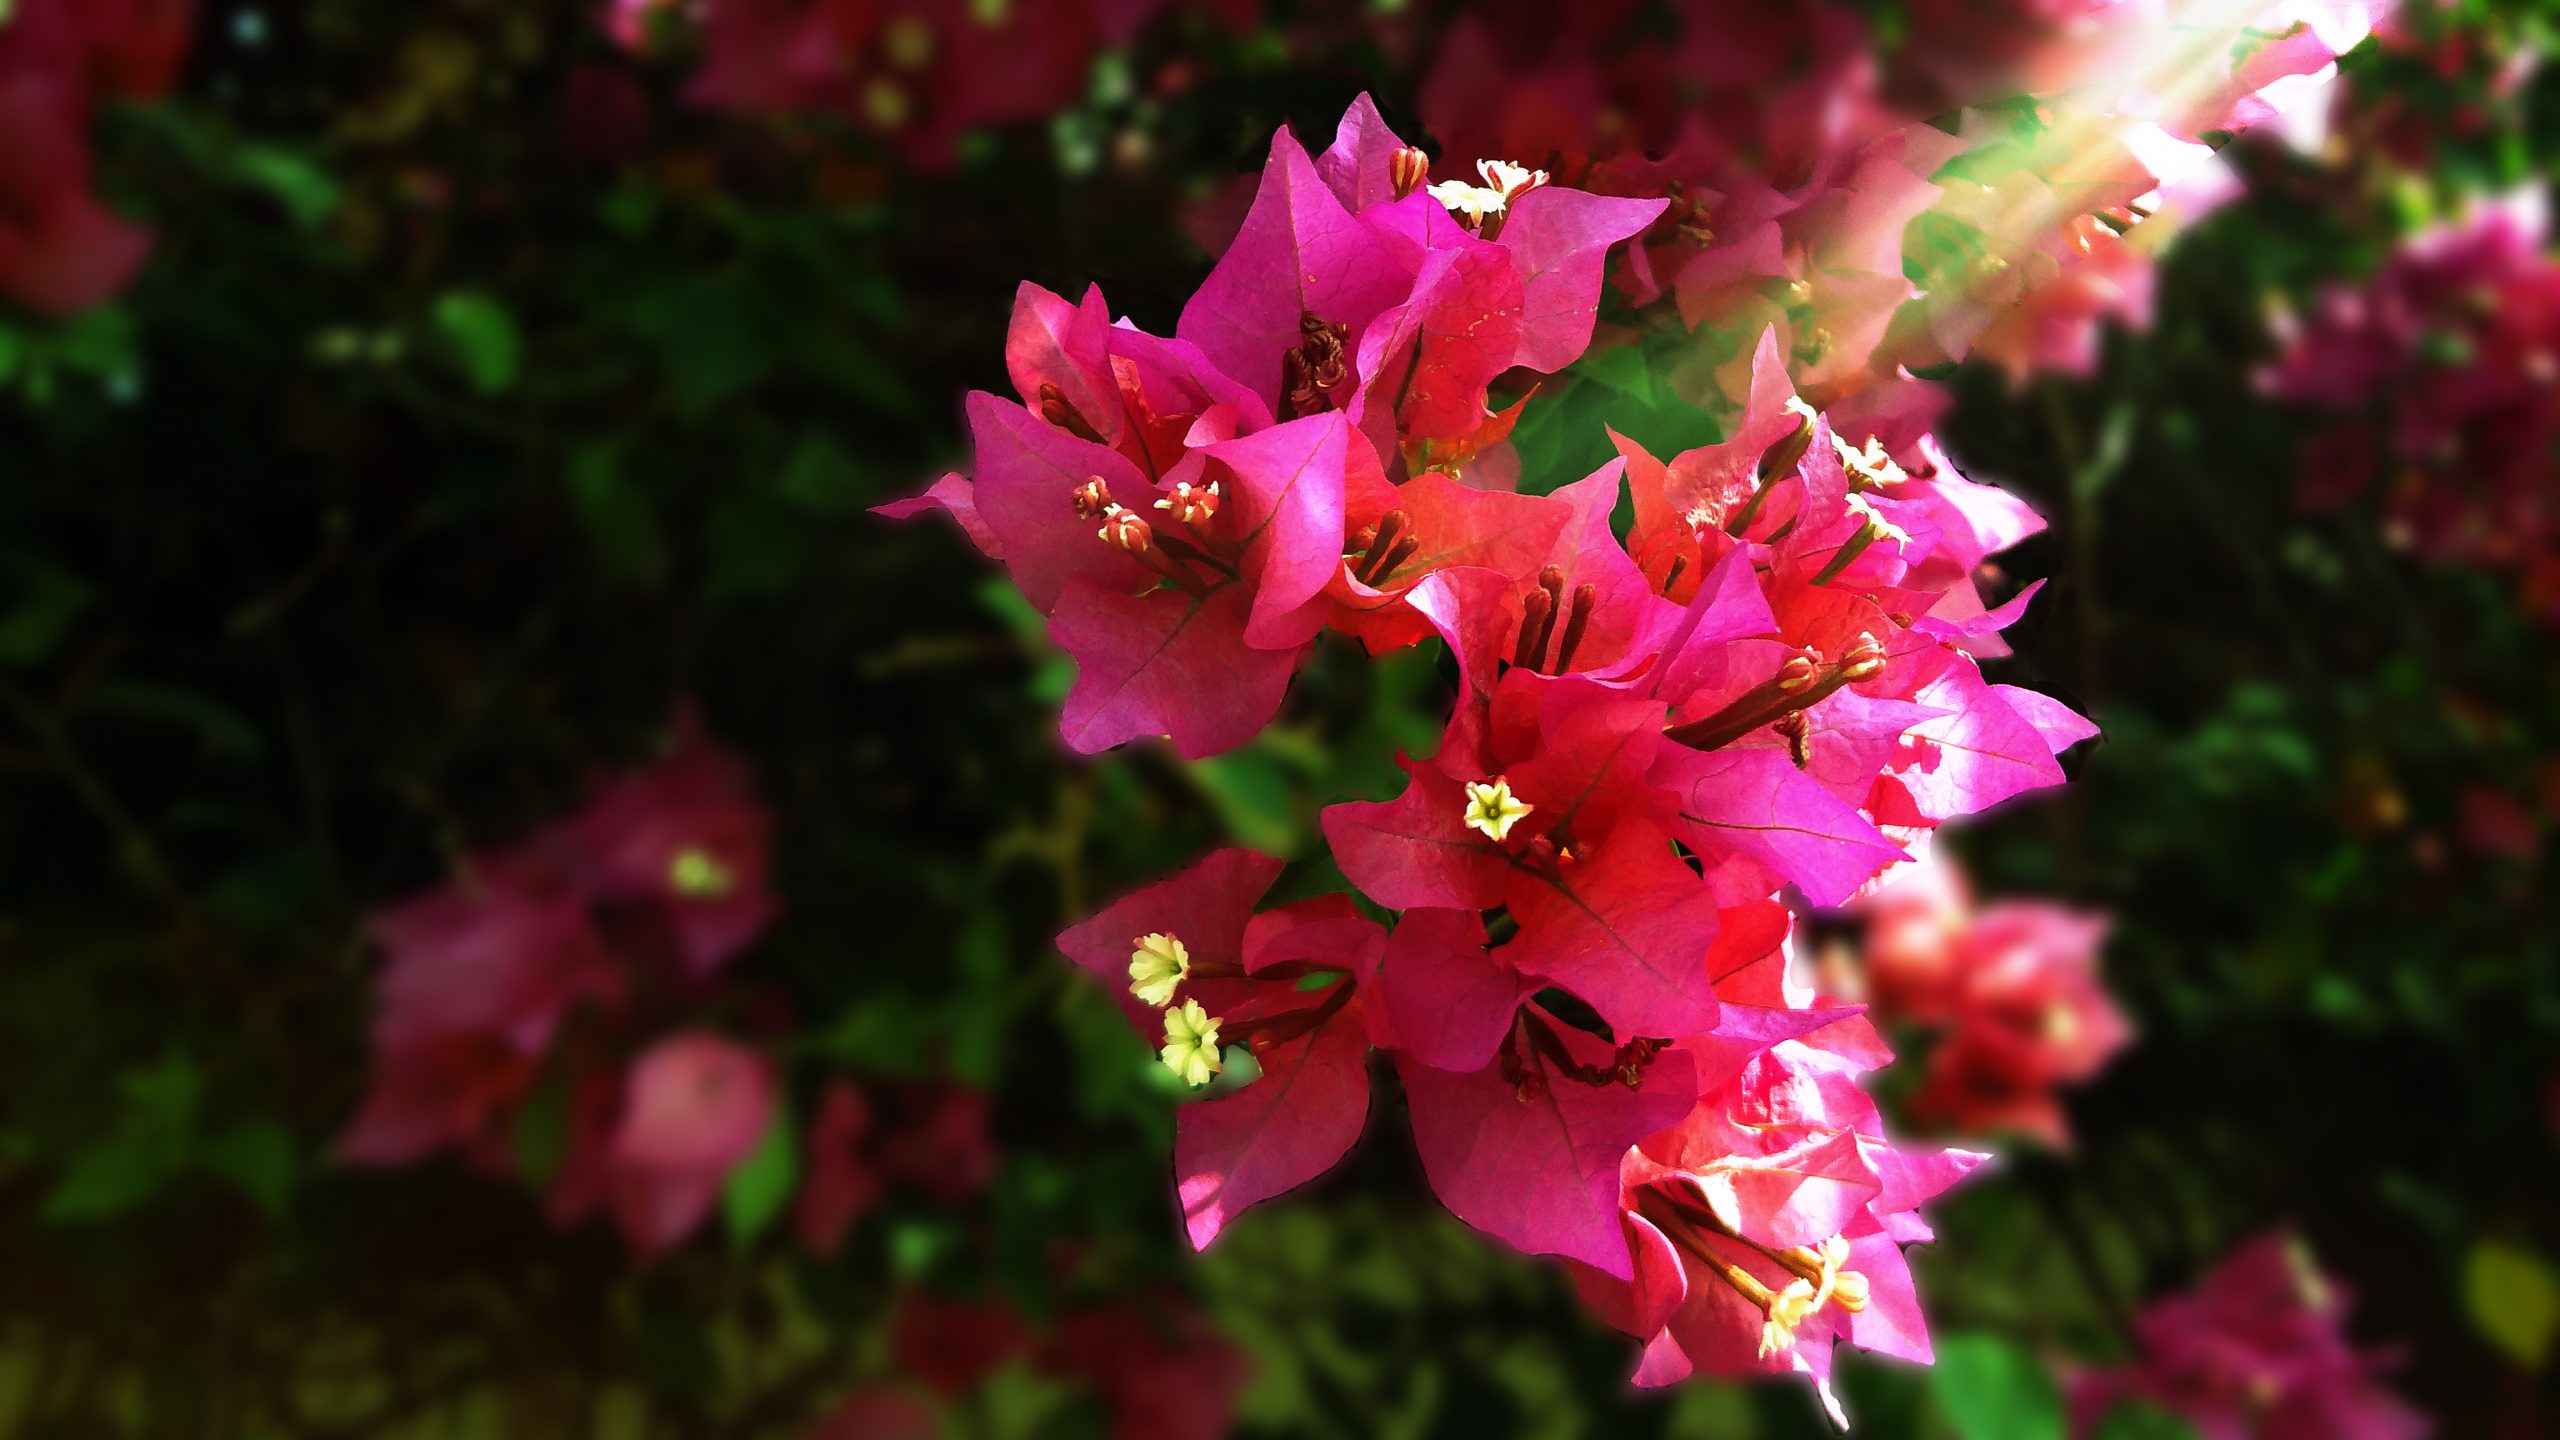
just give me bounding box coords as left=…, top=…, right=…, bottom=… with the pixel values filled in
left=0, top=0, right=194, bottom=316
left=2268, top=196, right=2560, bottom=624
left=1847, top=854, right=2129, bottom=1146
left=891, top=97, right=2104, bottom=1421
left=342, top=713, right=994, bottom=1258
left=2071, top=1231, right=2428, bottom=1440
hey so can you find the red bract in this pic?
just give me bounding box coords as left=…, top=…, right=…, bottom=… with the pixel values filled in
left=2071, top=1232, right=2428, bottom=1440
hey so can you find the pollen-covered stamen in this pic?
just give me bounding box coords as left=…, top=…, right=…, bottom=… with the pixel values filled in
left=1127, top=931, right=1191, bottom=1008
left=1551, top=583, right=1598, bottom=673
left=1153, top=478, right=1221, bottom=528
left=1279, top=311, right=1353, bottom=421
left=1070, top=475, right=1115, bottom=521
left=1462, top=778, right=1534, bottom=843
left=1158, top=999, right=1223, bottom=1088
left=1389, top=146, right=1432, bottom=200
left=1040, top=382, right=1106, bottom=444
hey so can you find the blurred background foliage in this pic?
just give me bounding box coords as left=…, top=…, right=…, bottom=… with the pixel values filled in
left=0, top=0, right=2555, bottom=1435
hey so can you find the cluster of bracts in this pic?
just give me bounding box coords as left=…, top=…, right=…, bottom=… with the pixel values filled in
left=886, top=98, right=2110, bottom=1420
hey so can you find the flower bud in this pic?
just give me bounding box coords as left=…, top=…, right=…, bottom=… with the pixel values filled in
left=1775, top=655, right=1819, bottom=692
left=1153, top=479, right=1221, bottom=527
left=1097, top=504, right=1153, bottom=554
left=1389, top=146, right=1431, bottom=200
left=1070, top=475, right=1114, bottom=520
left=1836, top=631, right=1886, bottom=681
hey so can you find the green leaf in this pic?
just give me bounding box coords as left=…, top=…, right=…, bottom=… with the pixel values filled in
left=202, top=1120, right=298, bottom=1220
left=231, top=146, right=341, bottom=229
left=42, top=1055, right=202, bottom=1224
left=510, top=1076, right=573, bottom=1188
left=777, top=433, right=870, bottom=514
left=0, top=557, right=95, bottom=666
left=2466, top=1239, right=2560, bottom=1370
left=722, top=1100, right=799, bottom=1246
left=1930, top=1332, right=2066, bottom=1440
left=566, top=443, right=667, bottom=582
left=433, top=290, right=522, bottom=395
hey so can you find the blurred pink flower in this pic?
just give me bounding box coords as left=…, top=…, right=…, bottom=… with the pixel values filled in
left=2073, top=1231, right=2429, bottom=1440
left=599, top=1030, right=778, bottom=1254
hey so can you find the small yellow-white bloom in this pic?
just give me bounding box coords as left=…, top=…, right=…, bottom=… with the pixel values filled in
left=1759, top=1277, right=1820, bottom=1358
left=1462, top=778, right=1534, bottom=843
left=1159, top=999, right=1223, bottom=1088
left=1833, top=431, right=1908, bottom=489
left=667, top=846, right=735, bottom=900
left=1428, top=179, right=1509, bottom=227
left=1476, top=158, right=1549, bottom=200
left=1127, top=931, right=1191, bottom=1008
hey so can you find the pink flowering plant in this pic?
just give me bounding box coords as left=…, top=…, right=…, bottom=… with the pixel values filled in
left=888, top=95, right=2107, bottom=1422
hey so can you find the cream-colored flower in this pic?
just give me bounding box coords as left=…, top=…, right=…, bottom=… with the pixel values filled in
left=1428, top=179, right=1509, bottom=227
left=1128, top=932, right=1191, bottom=1008
left=1462, top=779, right=1534, bottom=843
left=1159, top=1000, right=1224, bottom=1088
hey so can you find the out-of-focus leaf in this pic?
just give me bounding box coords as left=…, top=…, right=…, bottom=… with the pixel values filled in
left=778, top=433, right=870, bottom=514
left=510, top=1077, right=572, bottom=1189
left=2465, top=1239, right=2559, bottom=1369
left=0, top=558, right=93, bottom=665
left=567, top=443, right=667, bottom=582
left=1930, top=1332, right=2066, bottom=1440
left=83, top=681, right=262, bottom=759
left=202, top=1120, right=298, bottom=1220
left=433, top=291, right=522, bottom=394
left=1189, top=745, right=1301, bottom=855
left=722, top=1100, right=798, bottom=1246
left=231, top=146, right=341, bottom=229
left=42, top=1055, right=201, bottom=1224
